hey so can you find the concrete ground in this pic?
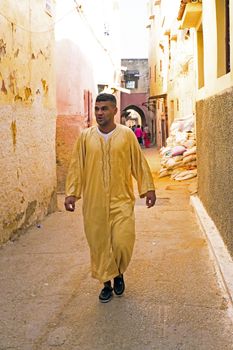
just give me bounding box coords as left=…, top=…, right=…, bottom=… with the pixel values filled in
left=0, top=148, right=233, bottom=350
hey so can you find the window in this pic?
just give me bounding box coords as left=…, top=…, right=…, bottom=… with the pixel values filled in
left=124, top=70, right=139, bottom=89
left=216, top=0, right=230, bottom=76
left=126, top=81, right=136, bottom=89
left=154, top=64, right=157, bottom=82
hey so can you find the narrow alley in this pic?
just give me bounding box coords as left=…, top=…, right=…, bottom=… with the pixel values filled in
left=1, top=0, right=233, bottom=349
left=1, top=149, right=233, bottom=350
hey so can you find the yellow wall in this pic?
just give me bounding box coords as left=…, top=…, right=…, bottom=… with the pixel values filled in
left=197, top=0, right=233, bottom=101
left=0, top=0, right=57, bottom=243
left=195, top=0, right=233, bottom=255
left=147, top=0, right=172, bottom=97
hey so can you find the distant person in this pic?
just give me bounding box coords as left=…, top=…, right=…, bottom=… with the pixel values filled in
left=134, top=125, right=143, bottom=145
left=143, top=124, right=151, bottom=148
left=64, top=93, right=156, bottom=303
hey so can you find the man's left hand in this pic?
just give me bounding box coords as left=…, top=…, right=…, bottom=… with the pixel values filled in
left=146, top=190, right=156, bottom=208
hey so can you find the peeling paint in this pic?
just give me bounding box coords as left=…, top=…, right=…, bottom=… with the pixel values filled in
left=11, top=120, right=17, bottom=150
left=14, top=48, right=19, bottom=58
left=14, top=94, right=22, bottom=101
left=9, top=72, right=16, bottom=95
left=3, top=211, right=24, bottom=229
left=1, top=80, right=7, bottom=94
left=24, top=200, right=37, bottom=226
left=41, top=79, right=48, bottom=94
left=1, top=1, right=56, bottom=244
left=47, top=190, right=57, bottom=214
left=0, top=39, right=6, bottom=59
left=24, top=86, right=32, bottom=100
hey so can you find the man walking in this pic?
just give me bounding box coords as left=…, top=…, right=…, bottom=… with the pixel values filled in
left=65, top=93, right=156, bottom=303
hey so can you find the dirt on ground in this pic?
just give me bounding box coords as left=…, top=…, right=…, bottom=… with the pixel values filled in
left=0, top=148, right=233, bottom=350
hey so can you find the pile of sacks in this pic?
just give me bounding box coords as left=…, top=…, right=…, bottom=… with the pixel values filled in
left=159, top=115, right=197, bottom=181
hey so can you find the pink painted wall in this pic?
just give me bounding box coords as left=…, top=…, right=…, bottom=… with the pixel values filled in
left=56, top=39, right=96, bottom=192
left=56, top=39, right=96, bottom=116
left=121, top=92, right=148, bottom=117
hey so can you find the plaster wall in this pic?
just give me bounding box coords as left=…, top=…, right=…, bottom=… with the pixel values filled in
left=168, top=29, right=196, bottom=124
left=196, top=88, right=233, bottom=256
left=0, top=0, right=57, bottom=243
left=195, top=0, right=233, bottom=256
left=55, top=0, right=121, bottom=192
left=121, top=92, right=148, bottom=122
left=197, top=0, right=233, bottom=101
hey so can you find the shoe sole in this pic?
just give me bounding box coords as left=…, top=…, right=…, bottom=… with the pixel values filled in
left=99, top=295, right=113, bottom=303
left=114, top=290, right=125, bottom=296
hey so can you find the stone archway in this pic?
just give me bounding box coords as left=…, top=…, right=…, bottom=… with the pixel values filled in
left=122, top=105, right=146, bottom=126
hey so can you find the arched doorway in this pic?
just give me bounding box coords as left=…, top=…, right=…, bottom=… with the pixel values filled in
left=121, top=105, right=146, bottom=127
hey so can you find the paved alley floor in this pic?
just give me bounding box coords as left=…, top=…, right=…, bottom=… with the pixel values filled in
left=0, top=148, right=233, bottom=350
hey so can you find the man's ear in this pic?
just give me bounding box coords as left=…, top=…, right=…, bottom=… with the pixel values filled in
left=115, top=107, right=118, bottom=115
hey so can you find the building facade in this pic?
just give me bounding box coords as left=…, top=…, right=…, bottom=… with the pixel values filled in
left=120, top=59, right=152, bottom=135
left=148, top=0, right=233, bottom=256
left=55, top=0, right=121, bottom=191
left=191, top=0, right=233, bottom=256
left=0, top=0, right=57, bottom=244
left=147, top=0, right=196, bottom=147
left=178, top=0, right=233, bottom=256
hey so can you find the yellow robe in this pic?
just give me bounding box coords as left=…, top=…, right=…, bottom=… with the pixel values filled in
left=65, top=124, right=155, bottom=282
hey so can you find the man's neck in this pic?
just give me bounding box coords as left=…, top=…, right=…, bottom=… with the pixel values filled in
left=98, top=124, right=116, bottom=134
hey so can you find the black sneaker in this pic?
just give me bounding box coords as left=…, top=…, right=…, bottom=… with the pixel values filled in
left=113, top=274, right=125, bottom=296
left=99, top=281, right=113, bottom=303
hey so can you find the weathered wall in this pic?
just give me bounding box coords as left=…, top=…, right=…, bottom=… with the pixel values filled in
left=121, top=92, right=148, bottom=123
left=196, top=87, right=233, bottom=255
left=121, top=59, right=149, bottom=93
left=55, top=0, right=121, bottom=192
left=55, top=38, right=95, bottom=192
left=0, top=1, right=57, bottom=244
left=56, top=115, right=84, bottom=193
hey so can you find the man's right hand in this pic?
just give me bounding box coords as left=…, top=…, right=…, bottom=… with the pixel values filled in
left=64, top=196, right=77, bottom=212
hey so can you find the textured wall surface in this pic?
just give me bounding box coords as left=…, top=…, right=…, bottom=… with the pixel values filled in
left=56, top=115, right=84, bottom=192
left=55, top=40, right=95, bottom=192
left=0, top=1, right=57, bottom=243
left=121, top=59, right=149, bottom=93
left=196, top=87, right=233, bottom=256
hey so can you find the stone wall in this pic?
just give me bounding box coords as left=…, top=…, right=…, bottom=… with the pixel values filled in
left=196, top=87, right=233, bottom=256
left=0, top=1, right=57, bottom=243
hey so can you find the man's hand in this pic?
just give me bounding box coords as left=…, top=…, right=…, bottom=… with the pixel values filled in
left=64, top=196, right=77, bottom=212
left=146, top=190, right=156, bottom=208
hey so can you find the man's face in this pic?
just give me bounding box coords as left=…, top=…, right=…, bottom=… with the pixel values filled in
left=95, top=101, right=117, bottom=128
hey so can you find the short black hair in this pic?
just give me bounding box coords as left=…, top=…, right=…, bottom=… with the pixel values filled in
left=96, top=93, right=117, bottom=106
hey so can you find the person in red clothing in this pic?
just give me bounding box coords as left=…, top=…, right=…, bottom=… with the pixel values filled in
left=143, top=124, right=151, bottom=148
